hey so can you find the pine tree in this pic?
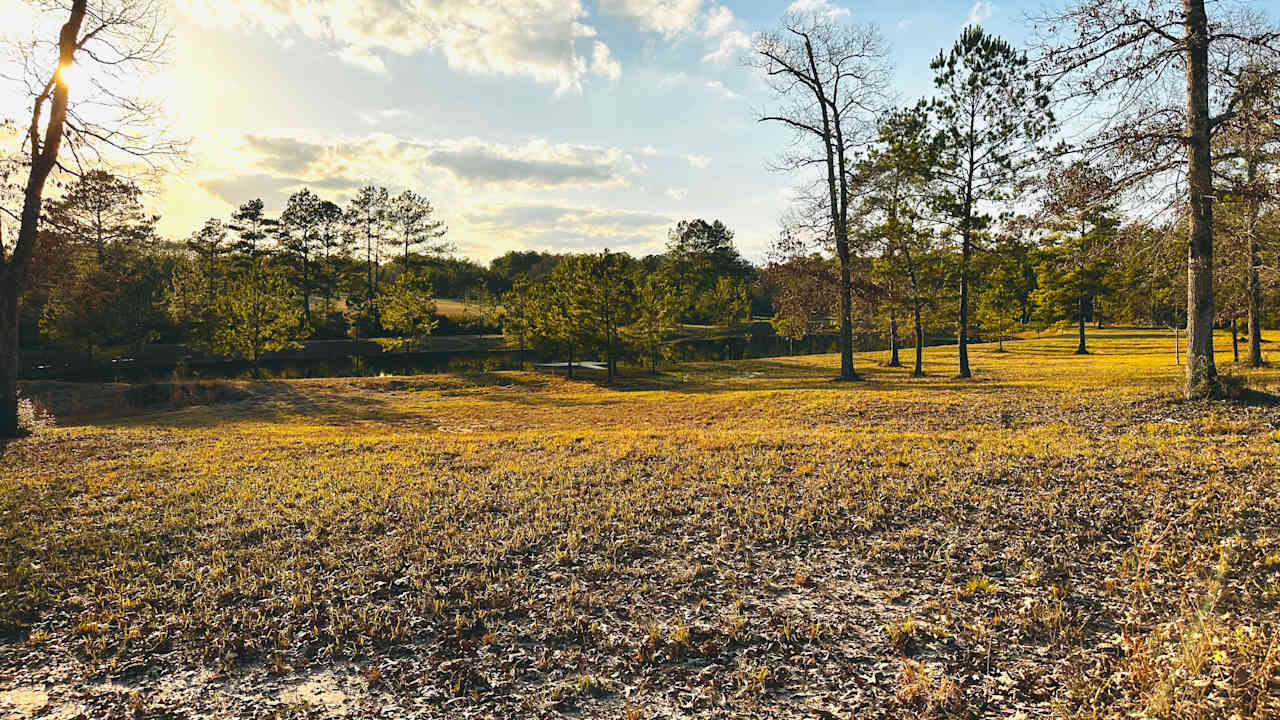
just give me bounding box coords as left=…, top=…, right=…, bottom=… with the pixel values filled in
left=930, top=25, right=1054, bottom=377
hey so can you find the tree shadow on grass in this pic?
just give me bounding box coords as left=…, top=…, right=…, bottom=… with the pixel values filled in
left=1233, top=387, right=1280, bottom=407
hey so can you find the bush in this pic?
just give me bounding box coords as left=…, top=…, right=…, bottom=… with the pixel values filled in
left=17, top=394, right=55, bottom=432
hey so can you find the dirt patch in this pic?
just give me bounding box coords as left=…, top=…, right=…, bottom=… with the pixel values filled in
left=0, top=686, right=48, bottom=719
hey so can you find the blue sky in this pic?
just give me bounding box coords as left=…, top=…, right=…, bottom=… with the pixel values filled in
left=153, top=0, right=1035, bottom=262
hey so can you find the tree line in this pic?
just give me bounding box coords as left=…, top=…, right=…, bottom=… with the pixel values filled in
left=754, top=2, right=1280, bottom=396
left=3, top=0, right=1279, bottom=434
left=16, top=176, right=765, bottom=377
left=15, top=160, right=1280, bottom=387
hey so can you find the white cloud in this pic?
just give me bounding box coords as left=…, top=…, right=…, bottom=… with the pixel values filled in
left=428, top=138, right=635, bottom=186
left=358, top=108, right=413, bottom=125
left=191, top=131, right=640, bottom=210
left=965, top=1, right=995, bottom=27
left=687, top=154, right=711, bottom=169
left=175, top=0, right=615, bottom=94
left=334, top=45, right=387, bottom=74
left=785, top=0, right=850, bottom=20
left=705, top=80, right=741, bottom=100
left=598, top=0, right=703, bottom=37
left=659, top=72, right=691, bottom=90
left=636, top=146, right=660, bottom=156
left=664, top=188, right=688, bottom=200
left=703, top=4, right=736, bottom=35
left=466, top=202, right=672, bottom=251
left=590, top=41, right=622, bottom=82
left=701, top=6, right=752, bottom=66
left=597, top=0, right=751, bottom=68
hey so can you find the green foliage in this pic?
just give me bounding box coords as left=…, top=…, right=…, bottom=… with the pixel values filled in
left=168, top=260, right=306, bottom=365
left=930, top=26, right=1054, bottom=225
left=228, top=199, right=276, bottom=264
left=708, top=276, right=752, bottom=329
left=34, top=170, right=170, bottom=354
left=625, top=270, right=680, bottom=373
left=974, top=237, right=1037, bottom=348
left=46, top=170, right=157, bottom=264
left=387, top=189, right=449, bottom=267
left=185, top=219, right=231, bottom=302
left=1030, top=163, right=1121, bottom=349
left=664, top=219, right=754, bottom=324
left=377, top=269, right=438, bottom=345
left=930, top=25, right=1054, bottom=374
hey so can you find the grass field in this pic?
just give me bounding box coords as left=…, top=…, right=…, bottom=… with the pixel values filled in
left=2, top=330, right=1278, bottom=719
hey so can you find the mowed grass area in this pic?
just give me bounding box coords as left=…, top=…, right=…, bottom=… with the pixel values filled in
left=2, top=330, right=1279, bottom=719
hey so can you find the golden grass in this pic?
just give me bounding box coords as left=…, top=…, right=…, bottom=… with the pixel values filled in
left=433, top=297, right=489, bottom=320
left=1, top=329, right=1278, bottom=718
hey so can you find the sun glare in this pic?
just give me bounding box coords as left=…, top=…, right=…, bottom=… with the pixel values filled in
left=56, top=61, right=82, bottom=87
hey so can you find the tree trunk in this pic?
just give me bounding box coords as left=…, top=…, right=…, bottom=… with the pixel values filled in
left=887, top=311, right=901, bottom=367
left=836, top=255, right=856, bottom=378
left=958, top=229, right=972, bottom=378
left=0, top=0, right=87, bottom=437
left=0, top=283, right=20, bottom=437
left=606, top=327, right=615, bottom=384
left=1076, top=295, right=1088, bottom=354
left=1231, top=317, right=1239, bottom=363
left=1246, top=156, right=1265, bottom=367
left=913, top=302, right=925, bottom=377
left=1183, top=0, right=1217, bottom=397
left=567, top=344, right=574, bottom=380
left=800, top=33, right=856, bottom=381
left=302, top=259, right=311, bottom=328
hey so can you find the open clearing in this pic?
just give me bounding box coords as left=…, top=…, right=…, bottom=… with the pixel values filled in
left=2, top=330, right=1278, bottom=719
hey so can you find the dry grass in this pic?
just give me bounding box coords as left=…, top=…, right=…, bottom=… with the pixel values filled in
left=1, top=329, right=1278, bottom=718
left=433, top=297, right=490, bottom=320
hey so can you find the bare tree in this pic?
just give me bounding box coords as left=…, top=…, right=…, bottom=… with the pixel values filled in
left=1033, top=0, right=1280, bottom=396
left=0, top=0, right=175, bottom=436
left=750, top=10, right=891, bottom=381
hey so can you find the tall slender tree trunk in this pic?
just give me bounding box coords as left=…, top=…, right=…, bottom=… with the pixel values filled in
left=606, top=323, right=615, bottom=384
left=887, top=311, right=901, bottom=367
left=1246, top=157, right=1265, bottom=367
left=0, top=284, right=20, bottom=437
left=1076, top=295, right=1088, bottom=354
left=958, top=226, right=972, bottom=378
left=302, top=256, right=311, bottom=328
left=912, top=304, right=925, bottom=377
left=1, top=0, right=87, bottom=437
left=902, top=245, right=926, bottom=378
left=1183, top=0, right=1217, bottom=396
left=1232, top=317, right=1239, bottom=363
left=567, top=344, right=575, bottom=380
left=800, top=33, right=857, bottom=381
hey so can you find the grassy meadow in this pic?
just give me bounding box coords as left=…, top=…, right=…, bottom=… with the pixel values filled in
left=1, top=329, right=1278, bottom=719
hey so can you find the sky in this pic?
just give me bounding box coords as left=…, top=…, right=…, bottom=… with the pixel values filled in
left=10, top=0, right=1037, bottom=263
